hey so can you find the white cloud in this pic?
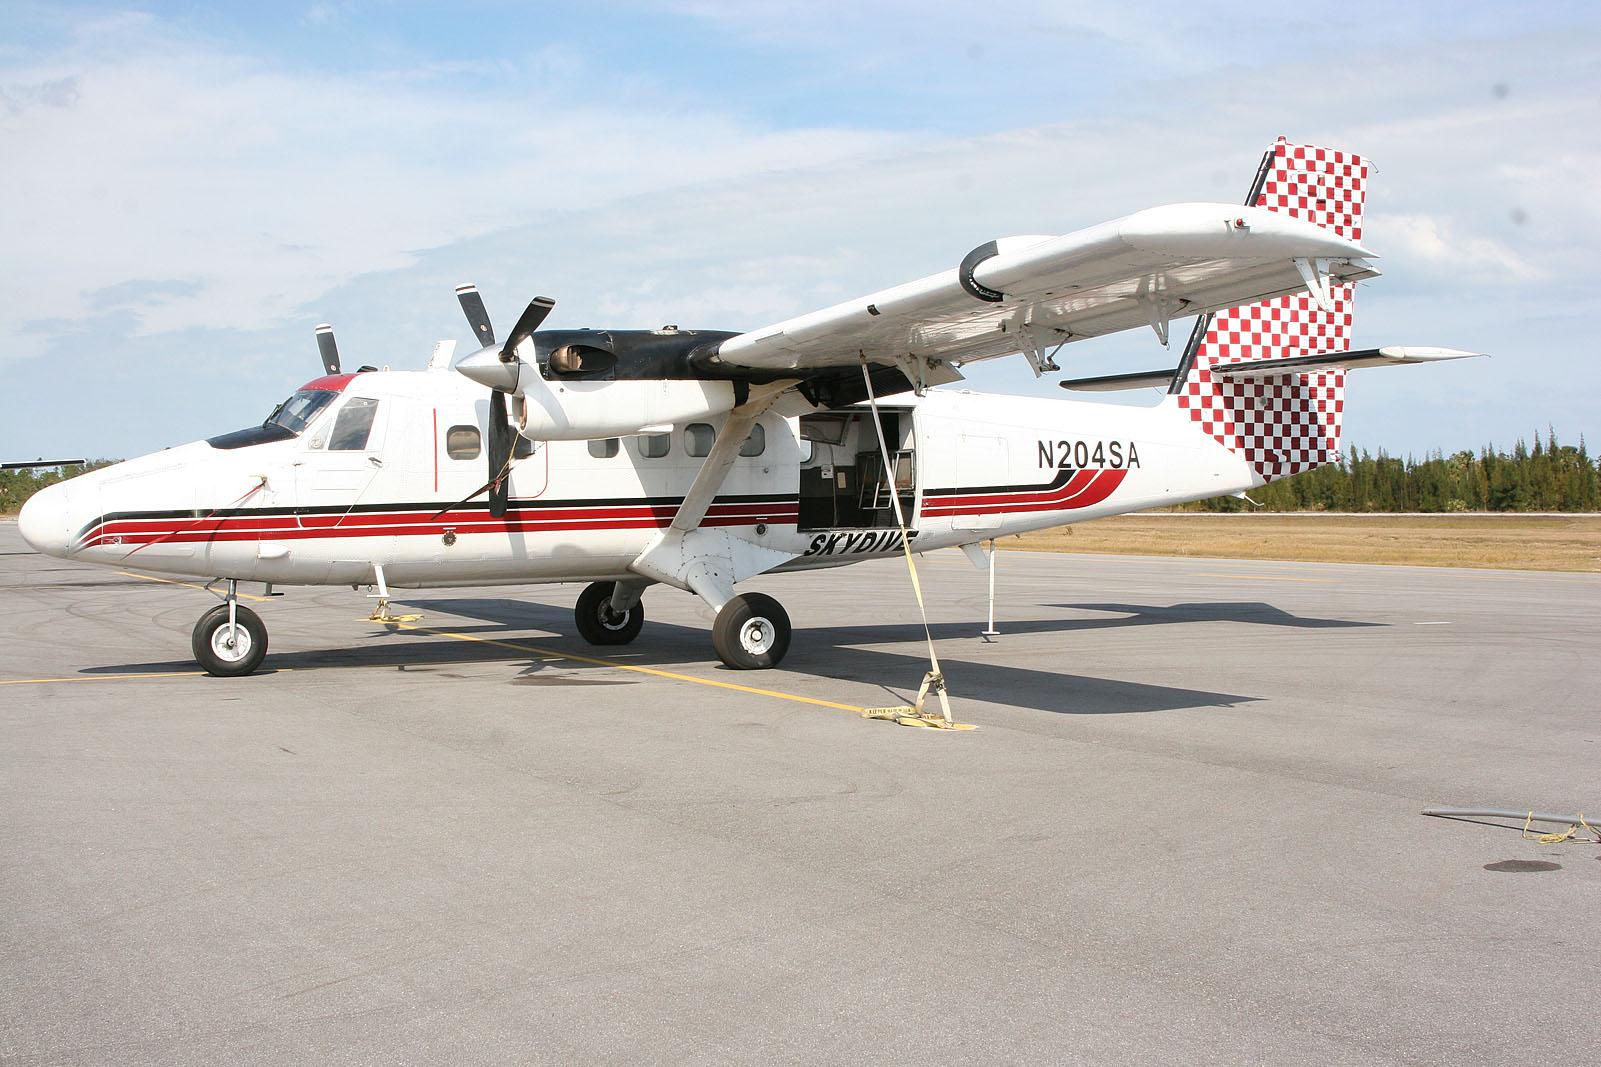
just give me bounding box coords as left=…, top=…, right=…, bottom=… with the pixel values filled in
left=1376, top=214, right=1548, bottom=282
left=0, top=12, right=906, bottom=361
left=1, top=5, right=1598, bottom=458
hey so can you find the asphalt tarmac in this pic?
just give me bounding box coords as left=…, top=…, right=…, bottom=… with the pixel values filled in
left=3, top=520, right=1598, bottom=1065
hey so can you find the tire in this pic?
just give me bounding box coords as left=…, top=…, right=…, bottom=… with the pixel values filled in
left=191, top=604, right=268, bottom=677
left=574, top=581, right=645, bottom=645
left=711, top=593, right=791, bottom=670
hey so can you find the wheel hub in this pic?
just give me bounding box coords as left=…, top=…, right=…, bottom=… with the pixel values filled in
left=738, top=617, right=775, bottom=655
left=210, top=623, right=252, bottom=663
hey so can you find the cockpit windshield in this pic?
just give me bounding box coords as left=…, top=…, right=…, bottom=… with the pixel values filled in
left=207, top=389, right=339, bottom=450
left=264, top=390, right=338, bottom=434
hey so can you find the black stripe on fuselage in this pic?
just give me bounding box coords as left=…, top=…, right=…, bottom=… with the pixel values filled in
left=74, top=491, right=799, bottom=543
left=922, top=466, right=1075, bottom=498
left=87, top=490, right=797, bottom=524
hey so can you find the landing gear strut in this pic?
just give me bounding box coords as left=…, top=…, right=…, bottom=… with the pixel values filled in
left=712, top=592, right=791, bottom=670
left=574, top=581, right=645, bottom=645
left=191, top=580, right=268, bottom=677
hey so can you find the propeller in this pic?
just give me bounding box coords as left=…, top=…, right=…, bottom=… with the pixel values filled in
left=439, top=285, right=557, bottom=520
left=499, top=296, right=556, bottom=366
left=486, top=389, right=512, bottom=517
left=315, top=323, right=340, bottom=375
left=455, top=284, right=496, bottom=347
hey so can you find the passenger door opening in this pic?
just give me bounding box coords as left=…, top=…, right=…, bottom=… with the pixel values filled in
left=798, top=409, right=916, bottom=531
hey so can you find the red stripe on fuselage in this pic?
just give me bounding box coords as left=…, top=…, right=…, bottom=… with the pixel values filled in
left=924, top=468, right=1098, bottom=510
left=920, top=468, right=1126, bottom=517
left=80, top=501, right=799, bottom=548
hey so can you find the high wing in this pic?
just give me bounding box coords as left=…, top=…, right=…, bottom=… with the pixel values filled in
left=712, top=202, right=1378, bottom=379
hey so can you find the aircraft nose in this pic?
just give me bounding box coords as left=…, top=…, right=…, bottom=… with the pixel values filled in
left=17, top=482, right=72, bottom=557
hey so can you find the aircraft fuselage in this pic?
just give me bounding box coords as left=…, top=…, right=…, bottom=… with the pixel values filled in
left=20, top=369, right=1258, bottom=589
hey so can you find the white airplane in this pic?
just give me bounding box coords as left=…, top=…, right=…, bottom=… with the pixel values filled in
left=18, top=138, right=1476, bottom=679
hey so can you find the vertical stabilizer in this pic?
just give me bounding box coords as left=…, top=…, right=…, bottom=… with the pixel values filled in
left=1173, top=138, right=1370, bottom=481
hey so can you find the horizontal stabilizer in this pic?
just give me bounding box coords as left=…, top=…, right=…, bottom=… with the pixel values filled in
left=1060, top=346, right=1482, bottom=392
left=1210, top=346, right=1483, bottom=378
left=2, top=458, right=87, bottom=470
left=1059, top=369, right=1177, bottom=392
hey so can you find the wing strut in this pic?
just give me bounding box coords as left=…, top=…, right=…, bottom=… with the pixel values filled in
left=625, top=382, right=798, bottom=611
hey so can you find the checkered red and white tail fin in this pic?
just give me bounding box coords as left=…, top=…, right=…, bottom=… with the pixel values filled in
left=1174, top=137, right=1369, bottom=481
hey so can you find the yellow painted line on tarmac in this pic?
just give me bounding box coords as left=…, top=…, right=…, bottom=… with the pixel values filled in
left=0, top=671, right=206, bottom=686
left=392, top=621, right=870, bottom=715
left=1189, top=572, right=1333, bottom=583
left=118, top=570, right=272, bottom=602
left=11, top=574, right=898, bottom=720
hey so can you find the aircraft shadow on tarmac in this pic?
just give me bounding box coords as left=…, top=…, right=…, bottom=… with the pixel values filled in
left=1046, top=601, right=1381, bottom=630
left=78, top=595, right=1381, bottom=716
left=415, top=597, right=1270, bottom=715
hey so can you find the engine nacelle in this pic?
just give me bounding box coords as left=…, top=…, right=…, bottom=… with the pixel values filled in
left=455, top=342, right=743, bottom=441
left=516, top=376, right=737, bottom=441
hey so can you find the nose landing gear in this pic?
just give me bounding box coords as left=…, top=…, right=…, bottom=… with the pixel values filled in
left=191, top=580, right=268, bottom=677
left=574, top=581, right=645, bottom=646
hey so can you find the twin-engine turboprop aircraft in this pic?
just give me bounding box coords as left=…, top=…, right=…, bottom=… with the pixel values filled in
left=19, top=138, right=1477, bottom=677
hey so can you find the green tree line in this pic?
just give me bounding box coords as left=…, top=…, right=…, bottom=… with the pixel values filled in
left=1, top=462, right=114, bottom=515
left=1185, top=429, right=1600, bottom=512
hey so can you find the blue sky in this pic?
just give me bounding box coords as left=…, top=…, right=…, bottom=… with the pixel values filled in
left=3, top=1, right=1599, bottom=460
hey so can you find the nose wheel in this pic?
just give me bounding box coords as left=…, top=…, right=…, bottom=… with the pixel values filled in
left=712, top=592, right=791, bottom=670
left=191, top=602, right=268, bottom=677
left=574, top=581, right=645, bottom=645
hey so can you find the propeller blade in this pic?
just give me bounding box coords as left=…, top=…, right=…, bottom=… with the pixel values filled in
left=455, top=284, right=496, bottom=347
left=498, top=296, right=556, bottom=363
left=488, top=389, right=512, bottom=519
left=430, top=394, right=515, bottom=522
left=315, top=323, right=340, bottom=375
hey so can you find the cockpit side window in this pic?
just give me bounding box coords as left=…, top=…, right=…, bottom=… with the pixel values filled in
left=208, top=388, right=338, bottom=450
left=328, top=398, right=380, bottom=451
left=268, top=389, right=338, bottom=434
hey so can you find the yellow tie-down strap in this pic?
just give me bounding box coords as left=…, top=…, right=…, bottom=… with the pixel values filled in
left=1523, top=811, right=1598, bottom=844
left=859, top=672, right=977, bottom=730
left=855, top=360, right=977, bottom=731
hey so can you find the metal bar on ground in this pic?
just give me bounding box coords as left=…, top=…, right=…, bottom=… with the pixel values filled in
left=1421, top=807, right=1591, bottom=826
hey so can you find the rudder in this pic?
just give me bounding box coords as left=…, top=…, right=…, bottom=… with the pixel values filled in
left=1173, top=138, right=1370, bottom=481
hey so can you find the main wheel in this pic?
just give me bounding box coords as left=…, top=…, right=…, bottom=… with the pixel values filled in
left=191, top=604, right=268, bottom=677
left=712, top=593, right=791, bottom=670
left=574, top=581, right=645, bottom=645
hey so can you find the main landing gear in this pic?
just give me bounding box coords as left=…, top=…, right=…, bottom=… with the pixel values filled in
left=711, top=593, right=791, bottom=670
left=572, top=581, right=792, bottom=671
left=191, top=580, right=268, bottom=677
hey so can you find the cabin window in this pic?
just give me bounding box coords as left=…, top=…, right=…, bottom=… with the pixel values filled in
left=446, top=425, right=481, bottom=460
left=588, top=438, right=619, bottom=459
left=685, top=423, right=716, bottom=458
left=328, top=397, right=379, bottom=451
left=638, top=433, right=670, bottom=459
left=740, top=423, right=766, bottom=457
